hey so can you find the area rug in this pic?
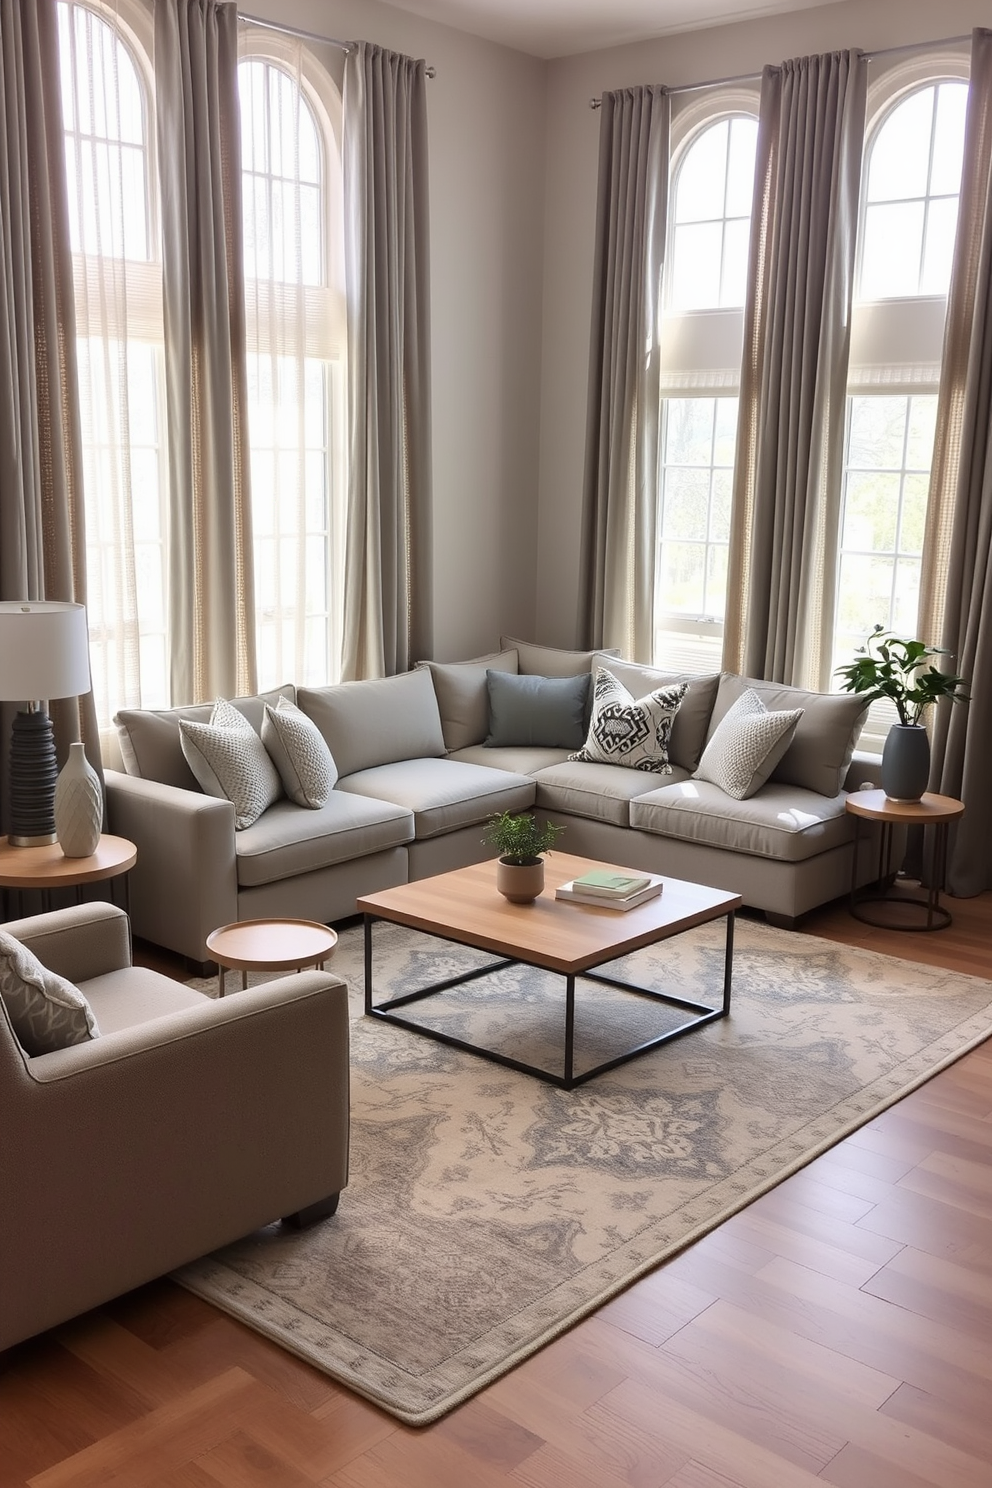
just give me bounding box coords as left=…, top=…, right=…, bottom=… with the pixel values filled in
left=174, top=917, right=992, bottom=1425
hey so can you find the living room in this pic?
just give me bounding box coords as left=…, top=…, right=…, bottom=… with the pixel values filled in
left=2, top=0, right=992, bottom=1482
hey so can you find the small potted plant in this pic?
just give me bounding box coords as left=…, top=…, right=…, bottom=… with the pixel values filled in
left=483, top=810, right=565, bottom=903
left=835, top=626, right=969, bottom=801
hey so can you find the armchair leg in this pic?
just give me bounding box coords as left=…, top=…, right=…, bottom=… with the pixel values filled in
left=281, top=1192, right=340, bottom=1229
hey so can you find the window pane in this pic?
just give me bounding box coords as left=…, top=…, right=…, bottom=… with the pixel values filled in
left=921, top=196, right=959, bottom=295
left=931, top=83, right=967, bottom=195
left=661, top=469, right=710, bottom=542
left=860, top=201, right=925, bottom=299
left=669, top=115, right=757, bottom=311
left=670, top=222, right=723, bottom=310
left=657, top=397, right=737, bottom=631
left=867, top=87, right=933, bottom=201
left=675, top=119, right=728, bottom=222
left=725, top=117, right=758, bottom=216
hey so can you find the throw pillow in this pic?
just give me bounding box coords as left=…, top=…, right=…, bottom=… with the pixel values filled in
left=0, top=930, right=100, bottom=1056
left=180, top=697, right=283, bottom=829
left=486, top=670, right=590, bottom=749
left=569, top=668, right=688, bottom=773
left=262, top=696, right=337, bottom=808
left=694, top=688, right=804, bottom=800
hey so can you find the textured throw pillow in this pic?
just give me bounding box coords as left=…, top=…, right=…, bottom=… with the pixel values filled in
left=694, top=689, right=804, bottom=800
left=486, top=670, right=590, bottom=749
left=0, top=930, right=100, bottom=1056
left=569, top=668, right=688, bottom=773
left=180, top=697, right=283, bottom=829
left=262, top=696, right=337, bottom=808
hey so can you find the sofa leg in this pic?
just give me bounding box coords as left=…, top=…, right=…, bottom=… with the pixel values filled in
left=282, top=1192, right=340, bottom=1228
left=765, top=911, right=800, bottom=931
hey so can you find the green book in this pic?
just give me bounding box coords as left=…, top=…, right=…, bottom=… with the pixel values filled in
left=571, top=869, right=652, bottom=898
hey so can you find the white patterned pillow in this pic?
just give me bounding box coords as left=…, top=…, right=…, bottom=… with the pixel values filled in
left=694, top=688, right=804, bottom=800
left=0, top=930, right=100, bottom=1056
left=180, top=697, right=283, bottom=829
left=262, top=696, right=337, bottom=808
left=569, top=668, right=688, bottom=773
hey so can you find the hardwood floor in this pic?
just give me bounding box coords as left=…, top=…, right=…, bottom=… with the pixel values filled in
left=3, top=891, right=992, bottom=1486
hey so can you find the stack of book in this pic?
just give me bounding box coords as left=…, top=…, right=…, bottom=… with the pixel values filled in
left=555, top=868, right=664, bottom=911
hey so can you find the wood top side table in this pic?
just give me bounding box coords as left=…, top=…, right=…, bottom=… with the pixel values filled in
left=846, top=789, right=964, bottom=931
left=0, top=834, right=137, bottom=915
left=206, top=918, right=339, bottom=998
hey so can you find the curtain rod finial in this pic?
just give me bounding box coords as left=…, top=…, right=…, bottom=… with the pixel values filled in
left=590, top=96, right=602, bottom=109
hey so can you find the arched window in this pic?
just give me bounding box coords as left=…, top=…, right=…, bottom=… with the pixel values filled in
left=669, top=114, right=758, bottom=311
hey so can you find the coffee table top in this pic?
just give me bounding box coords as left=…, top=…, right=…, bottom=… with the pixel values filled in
left=206, top=918, right=338, bottom=972
left=358, top=853, right=741, bottom=975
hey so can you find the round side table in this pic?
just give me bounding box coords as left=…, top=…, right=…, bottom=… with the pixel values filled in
left=0, top=834, right=137, bottom=918
left=845, top=790, right=964, bottom=931
left=205, top=917, right=339, bottom=998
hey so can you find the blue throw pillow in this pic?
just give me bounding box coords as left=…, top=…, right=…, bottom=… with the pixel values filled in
left=486, top=670, right=590, bottom=749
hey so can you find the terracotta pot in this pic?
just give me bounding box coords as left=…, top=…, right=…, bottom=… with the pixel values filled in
left=495, top=856, right=545, bottom=903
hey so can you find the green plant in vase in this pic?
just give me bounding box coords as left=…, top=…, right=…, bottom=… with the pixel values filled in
left=483, top=811, right=565, bottom=902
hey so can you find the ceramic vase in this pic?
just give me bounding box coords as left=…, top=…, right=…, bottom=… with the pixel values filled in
left=496, top=857, right=545, bottom=903
left=54, top=742, right=103, bottom=857
left=881, top=723, right=930, bottom=803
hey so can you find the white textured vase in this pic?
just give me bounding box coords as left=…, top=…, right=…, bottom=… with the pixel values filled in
left=54, top=742, right=103, bottom=858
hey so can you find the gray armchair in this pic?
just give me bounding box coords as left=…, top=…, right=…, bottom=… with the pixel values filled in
left=0, top=901, right=349, bottom=1352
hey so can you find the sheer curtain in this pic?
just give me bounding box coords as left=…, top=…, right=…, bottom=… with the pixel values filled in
left=723, top=50, right=866, bottom=689
left=341, top=41, right=432, bottom=679
left=918, top=27, right=992, bottom=894
left=579, top=85, right=670, bottom=660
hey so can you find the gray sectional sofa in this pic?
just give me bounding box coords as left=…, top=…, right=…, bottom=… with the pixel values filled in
left=105, top=638, right=879, bottom=961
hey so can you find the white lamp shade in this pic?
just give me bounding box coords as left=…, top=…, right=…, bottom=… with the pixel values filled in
left=0, top=601, right=91, bottom=703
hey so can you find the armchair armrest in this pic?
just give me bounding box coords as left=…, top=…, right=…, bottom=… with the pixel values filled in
left=0, top=901, right=132, bottom=981
left=105, top=769, right=238, bottom=960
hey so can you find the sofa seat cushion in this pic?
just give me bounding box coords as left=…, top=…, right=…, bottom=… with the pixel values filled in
left=629, top=780, right=853, bottom=862
left=535, top=759, right=692, bottom=827
left=235, top=794, right=414, bottom=888
left=449, top=745, right=571, bottom=775
left=82, top=970, right=208, bottom=1034
left=336, top=758, right=535, bottom=840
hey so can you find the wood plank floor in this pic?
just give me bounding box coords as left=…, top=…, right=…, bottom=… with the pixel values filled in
left=2, top=890, right=991, bottom=1486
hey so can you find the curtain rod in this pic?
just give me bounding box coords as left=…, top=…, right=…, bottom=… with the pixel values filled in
left=237, top=12, right=436, bottom=76
left=588, top=30, right=972, bottom=107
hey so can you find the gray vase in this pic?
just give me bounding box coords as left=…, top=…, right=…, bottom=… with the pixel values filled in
left=881, top=723, right=930, bottom=802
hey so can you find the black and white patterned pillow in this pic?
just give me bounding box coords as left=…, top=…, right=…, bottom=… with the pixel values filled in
left=0, top=930, right=100, bottom=1056
left=262, top=696, right=337, bottom=808
left=180, top=697, right=283, bottom=829
left=569, top=668, right=688, bottom=773
left=694, top=688, right=804, bottom=800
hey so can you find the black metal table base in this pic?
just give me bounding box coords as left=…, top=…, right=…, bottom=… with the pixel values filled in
left=849, top=817, right=952, bottom=932
left=363, top=911, right=735, bottom=1090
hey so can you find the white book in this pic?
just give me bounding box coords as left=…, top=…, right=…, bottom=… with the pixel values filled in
left=555, top=875, right=664, bottom=911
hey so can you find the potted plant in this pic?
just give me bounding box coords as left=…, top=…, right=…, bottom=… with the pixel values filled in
left=835, top=626, right=969, bottom=801
left=482, top=810, right=565, bottom=903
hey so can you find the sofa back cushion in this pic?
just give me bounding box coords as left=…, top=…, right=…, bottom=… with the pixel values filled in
left=705, top=674, right=869, bottom=797
left=417, top=649, right=518, bottom=751
left=594, top=656, right=719, bottom=773
left=500, top=635, right=620, bottom=678
left=298, top=669, right=446, bottom=777
left=115, top=685, right=295, bottom=790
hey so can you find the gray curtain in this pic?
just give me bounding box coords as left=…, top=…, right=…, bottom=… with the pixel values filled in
left=579, top=85, right=670, bottom=660
left=155, top=0, right=256, bottom=704
left=342, top=42, right=432, bottom=680
left=918, top=29, right=992, bottom=895
left=724, top=50, right=866, bottom=689
left=0, top=0, right=100, bottom=832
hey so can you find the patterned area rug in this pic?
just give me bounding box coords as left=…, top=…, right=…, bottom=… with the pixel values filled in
left=174, top=917, right=992, bottom=1425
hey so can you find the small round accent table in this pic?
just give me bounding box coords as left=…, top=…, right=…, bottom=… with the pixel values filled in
left=0, top=833, right=137, bottom=917
left=846, top=790, right=964, bottom=931
left=206, top=917, right=339, bottom=998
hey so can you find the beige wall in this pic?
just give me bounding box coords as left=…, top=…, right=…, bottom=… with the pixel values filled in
left=249, top=0, right=548, bottom=660
left=535, top=0, right=991, bottom=648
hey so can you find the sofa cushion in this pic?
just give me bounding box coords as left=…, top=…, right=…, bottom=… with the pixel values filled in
left=180, top=698, right=283, bottom=830
left=595, top=656, right=719, bottom=772
left=115, top=685, right=295, bottom=790
left=694, top=689, right=803, bottom=800
left=486, top=671, right=590, bottom=750
left=0, top=930, right=100, bottom=1056
left=298, top=670, right=446, bottom=779
left=630, top=779, right=853, bottom=862
left=234, top=793, right=414, bottom=888
left=262, top=696, right=337, bottom=808
left=535, top=758, right=692, bottom=827
left=706, top=674, right=869, bottom=798
left=500, top=636, right=620, bottom=677
left=336, top=758, right=535, bottom=840
left=570, top=668, right=688, bottom=774
left=417, top=650, right=518, bottom=751
left=82, top=969, right=207, bottom=1033
left=449, top=745, right=572, bottom=775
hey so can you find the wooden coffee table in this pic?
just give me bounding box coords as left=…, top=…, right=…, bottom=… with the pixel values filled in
left=358, top=853, right=741, bottom=1090
left=206, top=918, right=338, bottom=998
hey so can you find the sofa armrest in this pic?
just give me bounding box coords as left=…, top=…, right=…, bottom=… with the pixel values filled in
left=0, top=901, right=132, bottom=980
left=844, top=750, right=883, bottom=792
left=105, top=769, right=238, bottom=960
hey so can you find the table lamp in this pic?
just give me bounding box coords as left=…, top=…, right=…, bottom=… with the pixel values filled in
left=0, top=601, right=92, bottom=846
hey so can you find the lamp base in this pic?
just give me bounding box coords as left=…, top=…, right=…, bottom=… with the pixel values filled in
left=8, top=707, right=58, bottom=846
